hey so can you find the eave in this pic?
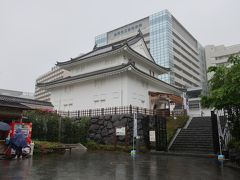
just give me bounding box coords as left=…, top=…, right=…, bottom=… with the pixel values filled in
left=123, top=45, right=170, bottom=74
left=57, top=47, right=124, bottom=70
left=37, top=63, right=132, bottom=89
left=38, top=62, right=182, bottom=95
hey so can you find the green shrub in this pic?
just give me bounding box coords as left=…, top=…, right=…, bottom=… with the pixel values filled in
left=166, top=115, right=189, bottom=143
left=85, top=140, right=100, bottom=150
left=79, top=117, right=90, bottom=145
left=228, top=139, right=240, bottom=151
left=23, top=110, right=90, bottom=144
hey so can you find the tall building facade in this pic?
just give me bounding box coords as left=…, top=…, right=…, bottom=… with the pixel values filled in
left=95, top=10, right=207, bottom=90
left=34, top=66, right=70, bottom=101
left=205, top=44, right=240, bottom=80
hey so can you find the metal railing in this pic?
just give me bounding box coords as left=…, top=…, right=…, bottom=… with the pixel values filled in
left=56, top=105, right=174, bottom=118
left=216, top=110, right=232, bottom=151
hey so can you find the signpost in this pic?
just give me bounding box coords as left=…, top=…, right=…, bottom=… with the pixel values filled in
left=114, top=127, right=128, bottom=150
left=149, top=130, right=156, bottom=142
left=116, top=127, right=126, bottom=136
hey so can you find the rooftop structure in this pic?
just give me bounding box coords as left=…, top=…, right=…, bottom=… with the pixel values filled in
left=95, top=9, right=207, bottom=91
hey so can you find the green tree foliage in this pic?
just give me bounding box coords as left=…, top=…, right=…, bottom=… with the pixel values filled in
left=201, top=55, right=240, bottom=140
left=23, top=110, right=90, bottom=143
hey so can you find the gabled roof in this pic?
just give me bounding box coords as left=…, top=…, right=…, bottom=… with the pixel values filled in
left=38, top=62, right=182, bottom=95
left=57, top=33, right=144, bottom=67
left=56, top=32, right=169, bottom=74
left=0, top=94, right=53, bottom=110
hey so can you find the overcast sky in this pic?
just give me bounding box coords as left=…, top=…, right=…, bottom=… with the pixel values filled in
left=0, top=0, right=239, bottom=93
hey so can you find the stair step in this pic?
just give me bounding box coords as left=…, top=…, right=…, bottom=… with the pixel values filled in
left=172, top=143, right=213, bottom=147
left=169, top=116, right=215, bottom=154
left=170, top=147, right=213, bottom=151
left=174, top=140, right=213, bottom=143
left=171, top=149, right=214, bottom=154
left=178, top=134, right=212, bottom=136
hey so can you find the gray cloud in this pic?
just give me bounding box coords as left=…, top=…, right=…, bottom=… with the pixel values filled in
left=0, top=0, right=239, bottom=92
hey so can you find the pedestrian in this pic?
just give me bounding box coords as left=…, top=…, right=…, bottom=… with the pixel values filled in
left=10, top=128, right=27, bottom=158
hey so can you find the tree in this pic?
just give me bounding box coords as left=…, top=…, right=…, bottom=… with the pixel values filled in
left=201, top=55, right=240, bottom=140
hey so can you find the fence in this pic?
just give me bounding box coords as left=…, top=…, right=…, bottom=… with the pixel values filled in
left=216, top=110, right=232, bottom=151
left=57, top=105, right=178, bottom=118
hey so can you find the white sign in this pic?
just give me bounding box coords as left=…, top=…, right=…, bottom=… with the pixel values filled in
left=133, top=112, right=137, bottom=137
left=116, top=127, right=126, bottom=136
left=149, top=131, right=156, bottom=142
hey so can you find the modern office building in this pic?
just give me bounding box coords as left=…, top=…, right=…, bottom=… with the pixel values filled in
left=34, top=66, right=70, bottom=101
left=95, top=9, right=207, bottom=90
left=205, top=44, right=240, bottom=80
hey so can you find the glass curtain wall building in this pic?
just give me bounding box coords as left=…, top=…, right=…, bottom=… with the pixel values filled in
left=94, top=10, right=207, bottom=90
left=149, top=10, right=173, bottom=84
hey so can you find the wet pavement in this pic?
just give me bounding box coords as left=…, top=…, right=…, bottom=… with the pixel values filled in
left=0, top=151, right=240, bottom=180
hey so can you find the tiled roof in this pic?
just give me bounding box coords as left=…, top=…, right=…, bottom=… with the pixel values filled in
left=0, top=94, right=53, bottom=110
left=38, top=62, right=182, bottom=94
left=0, top=100, right=30, bottom=109
left=38, top=63, right=132, bottom=87
left=56, top=32, right=144, bottom=66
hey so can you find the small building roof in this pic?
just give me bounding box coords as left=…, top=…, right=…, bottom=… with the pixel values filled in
left=0, top=94, right=53, bottom=110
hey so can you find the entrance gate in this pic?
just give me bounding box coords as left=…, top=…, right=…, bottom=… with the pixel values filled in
left=155, top=115, right=167, bottom=151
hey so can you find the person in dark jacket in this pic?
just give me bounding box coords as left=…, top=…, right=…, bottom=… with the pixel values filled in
left=10, top=128, right=27, bottom=158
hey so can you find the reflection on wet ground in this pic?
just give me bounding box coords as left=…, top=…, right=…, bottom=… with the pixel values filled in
left=0, top=151, right=240, bottom=180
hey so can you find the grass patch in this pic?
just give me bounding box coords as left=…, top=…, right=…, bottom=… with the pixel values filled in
left=167, top=115, right=189, bottom=143
left=85, top=141, right=148, bottom=153
left=33, top=140, right=65, bottom=154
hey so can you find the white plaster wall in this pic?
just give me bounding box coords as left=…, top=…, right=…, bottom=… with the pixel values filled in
left=50, top=73, right=129, bottom=111
left=69, top=54, right=125, bottom=76
left=126, top=72, right=181, bottom=109
left=126, top=72, right=149, bottom=108
left=130, top=39, right=153, bottom=60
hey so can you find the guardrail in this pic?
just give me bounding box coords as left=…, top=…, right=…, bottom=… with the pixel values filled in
left=56, top=105, right=181, bottom=118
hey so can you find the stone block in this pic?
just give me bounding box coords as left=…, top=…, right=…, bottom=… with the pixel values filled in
left=107, top=122, right=113, bottom=129
left=91, top=118, right=98, bottom=123
left=89, top=124, right=99, bottom=132
left=101, top=129, right=108, bottom=137
left=112, top=115, right=120, bottom=122
left=108, top=128, right=115, bottom=135
left=104, top=115, right=112, bottom=120
left=98, top=119, right=104, bottom=125
left=113, top=121, right=122, bottom=127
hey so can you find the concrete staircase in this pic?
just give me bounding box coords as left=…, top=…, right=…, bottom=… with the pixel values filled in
left=169, top=117, right=214, bottom=154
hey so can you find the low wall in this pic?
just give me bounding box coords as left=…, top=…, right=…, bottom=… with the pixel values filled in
left=87, top=114, right=154, bottom=145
